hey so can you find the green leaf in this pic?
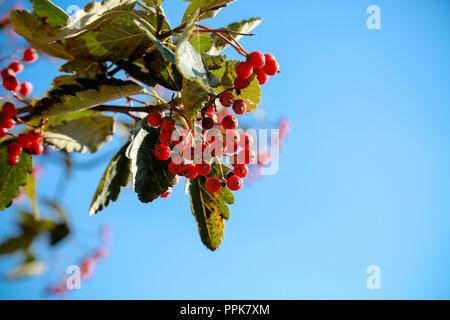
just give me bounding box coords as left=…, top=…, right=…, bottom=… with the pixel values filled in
left=210, top=60, right=261, bottom=112
left=182, top=78, right=210, bottom=127
left=126, top=121, right=175, bottom=203
left=32, top=78, right=146, bottom=117
left=182, top=0, right=235, bottom=23
left=59, top=60, right=105, bottom=79
left=203, top=53, right=226, bottom=70
left=0, top=235, right=34, bottom=255
left=143, top=50, right=183, bottom=91
left=30, top=0, right=69, bottom=27
left=189, top=164, right=234, bottom=250
left=207, top=17, right=262, bottom=55
left=134, top=18, right=175, bottom=63
left=89, top=142, right=131, bottom=215
left=47, top=115, right=115, bottom=153
left=123, top=59, right=157, bottom=87
left=189, top=33, right=213, bottom=52
left=0, top=143, right=33, bottom=211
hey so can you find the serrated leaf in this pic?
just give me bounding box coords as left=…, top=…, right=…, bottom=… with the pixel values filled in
left=30, top=0, right=69, bottom=27
left=182, top=0, right=235, bottom=23
left=126, top=121, right=175, bottom=203
left=32, top=78, right=146, bottom=117
left=143, top=50, right=182, bottom=91
left=47, top=115, right=115, bottom=153
left=0, top=143, right=33, bottom=211
left=43, top=131, right=88, bottom=153
left=89, top=142, right=131, bottom=215
left=207, top=17, right=262, bottom=55
left=189, top=164, right=234, bottom=251
left=210, top=60, right=261, bottom=112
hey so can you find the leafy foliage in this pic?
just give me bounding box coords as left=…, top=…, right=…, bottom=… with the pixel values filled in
left=89, top=142, right=131, bottom=215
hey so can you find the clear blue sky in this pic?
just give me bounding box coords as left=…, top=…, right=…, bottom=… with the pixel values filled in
left=1, top=0, right=450, bottom=299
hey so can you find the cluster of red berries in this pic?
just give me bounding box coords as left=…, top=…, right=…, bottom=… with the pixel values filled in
left=234, top=51, right=279, bottom=89
left=1, top=101, right=44, bottom=165
left=1, top=47, right=37, bottom=95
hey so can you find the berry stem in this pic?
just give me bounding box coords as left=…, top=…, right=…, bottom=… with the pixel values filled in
left=196, top=24, right=247, bottom=56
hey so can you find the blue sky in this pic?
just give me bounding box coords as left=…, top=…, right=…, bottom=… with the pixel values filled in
left=1, top=0, right=450, bottom=299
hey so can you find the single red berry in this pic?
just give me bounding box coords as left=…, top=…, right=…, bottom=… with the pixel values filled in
left=7, top=142, right=22, bottom=155
left=262, top=54, right=279, bottom=76
left=6, top=153, right=20, bottom=166
left=206, top=177, right=222, bottom=193
left=160, top=188, right=172, bottom=198
left=160, top=116, right=175, bottom=131
left=219, top=92, right=235, bottom=107
left=195, top=160, right=211, bottom=176
left=147, top=111, right=162, bottom=127
left=1, top=117, right=15, bottom=129
left=23, top=48, right=38, bottom=63
left=235, top=61, right=253, bottom=80
left=255, top=69, right=269, bottom=85
left=233, top=164, right=248, bottom=178
left=19, top=81, right=33, bottom=96
left=222, top=115, right=238, bottom=130
left=239, top=132, right=254, bottom=149
left=8, top=61, right=23, bottom=74
left=0, top=126, right=7, bottom=138
left=180, top=163, right=198, bottom=179
left=17, top=133, right=32, bottom=148
left=246, top=51, right=266, bottom=69
left=159, top=130, right=175, bottom=147
left=202, top=117, right=215, bottom=130
left=168, top=161, right=183, bottom=175
left=2, top=102, right=17, bottom=117
left=238, top=148, right=255, bottom=164
left=155, top=144, right=171, bottom=161
left=3, top=75, right=20, bottom=91
left=29, top=142, right=44, bottom=156
left=232, top=99, right=246, bottom=115
left=227, top=175, right=243, bottom=191
left=234, top=77, right=250, bottom=90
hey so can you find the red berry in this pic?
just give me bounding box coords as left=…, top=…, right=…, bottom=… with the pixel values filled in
left=232, top=99, right=246, bottom=115
left=147, top=111, right=161, bottom=127
left=8, top=61, right=23, bottom=74
left=224, top=130, right=240, bottom=153
left=23, top=48, right=38, bottom=63
left=3, top=75, right=19, bottom=91
left=2, top=102, right=17, bottom=117
left=227, top=175, right=243, bottom=191
left=1, top=68, right=14, bottom=80
left=29, top=142, right=44, bottom=156
left=0, top=126, right=7, bottom=138
left=234, top=77, right=250, bottom=90
left=28, top=131, right=43, bottom=144
left=160, top=188, right=172, bottom=198
left=255, top=69, right=269, bottom=85
left=222, top=115, right=238, bottom=130
left=17, top=133, right=32, bottom=148
left=19, top=81, right=33, bottom=96
left=7, top=142, right=22, bottom=155
left=6, top=154, right=20, bottom=166
left=239, top=132, right=254, bottom=149
left=1, top=117, right=15, bottom=129
left=159, top=130, right=175, bottom=147
left=262, top=54, right=279, bottom=76
left=180, top=163, right=198, bottom=179
left=235, top=61, right=253, bottom=80
left=160, top=116, right=175, bottom=131
left=168, top=161, right=183, bottom=175
left=195, top=160, right=211, bottom=176
left=246, top=51, right=266, bottom=69
left=219, top=92, right=235, bottom=107
left=202, top=117, right=215, bottom=130
left=233, top=164, right=248, bottom=178
left=155, top=144, right=171, bottom=161
left=237, top=148, right=255, bottom=164
left=206, top=105, right=215, bottom=118
left=206, top=177, right=222, bottom=193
